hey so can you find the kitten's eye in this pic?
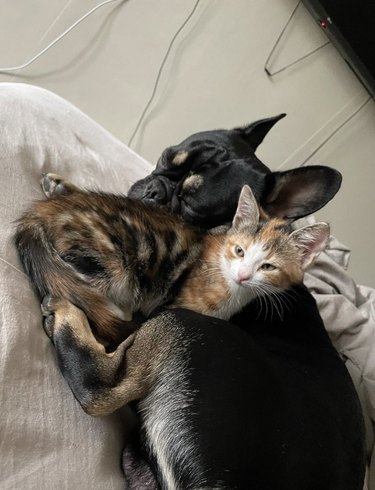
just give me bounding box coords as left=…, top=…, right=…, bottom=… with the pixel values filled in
left=261, top=263, right=277, bottom=271
left=234, top=245, right=244, bottom=257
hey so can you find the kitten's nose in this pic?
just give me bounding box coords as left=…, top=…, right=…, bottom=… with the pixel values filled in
left=238, top=272, right=252, bottom=283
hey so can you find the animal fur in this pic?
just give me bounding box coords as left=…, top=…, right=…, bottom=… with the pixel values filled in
left=15, top=176, right=329, bottom=341
left=16, top=116, right=365, bottom=488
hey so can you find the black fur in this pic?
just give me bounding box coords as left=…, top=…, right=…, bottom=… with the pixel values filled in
left=128, top=115, right=342, bottom=228
left=44, top=286, right=366, bottom=489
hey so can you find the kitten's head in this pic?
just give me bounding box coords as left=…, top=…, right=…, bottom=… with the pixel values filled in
left=221, top=185, right=330, bottom=292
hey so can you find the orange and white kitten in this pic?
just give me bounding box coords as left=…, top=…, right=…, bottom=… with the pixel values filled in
left=174, top=185, right=329, bottom=320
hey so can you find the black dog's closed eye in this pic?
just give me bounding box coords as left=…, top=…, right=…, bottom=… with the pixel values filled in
left=128, top=114, right=342, bottom=228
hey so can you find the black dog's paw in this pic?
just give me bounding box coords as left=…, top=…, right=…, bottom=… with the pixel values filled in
left=41, top=173, right=69, bottom=198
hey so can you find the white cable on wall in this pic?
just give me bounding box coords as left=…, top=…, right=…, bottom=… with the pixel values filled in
left=0, top=0, right=124, bottom=74
left=127, top=0, right=202, bottom=147
left=2, top=0, right=365, bottom=170
left=276, top=93, right=372, bottom=170
left=299, top=96, right=372, bottom=166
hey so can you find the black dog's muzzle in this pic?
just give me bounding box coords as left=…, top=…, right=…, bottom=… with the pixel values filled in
left=136, top=175, right=176, bottom=206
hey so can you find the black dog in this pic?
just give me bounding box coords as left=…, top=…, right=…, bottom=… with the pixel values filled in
left=128, top=114, right=342, bottom=228
left=41, top=285, right=365, bottom=489
left=36, top=116, right=364, bottom=489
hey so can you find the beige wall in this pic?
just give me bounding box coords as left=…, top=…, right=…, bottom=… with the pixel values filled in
left=1, top=0, right=374, bottom=285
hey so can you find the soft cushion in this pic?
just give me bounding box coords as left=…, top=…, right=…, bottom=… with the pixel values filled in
left=0, top=83, right=151, bottom=490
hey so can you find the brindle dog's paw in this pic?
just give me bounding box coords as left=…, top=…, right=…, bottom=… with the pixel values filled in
left=41, top=295, right=68, bottom=340
left=41, top=173, right=69, bottom=198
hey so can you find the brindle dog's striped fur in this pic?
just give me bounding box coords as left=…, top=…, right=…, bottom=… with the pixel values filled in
left=15, top=174, right=203, bottom=341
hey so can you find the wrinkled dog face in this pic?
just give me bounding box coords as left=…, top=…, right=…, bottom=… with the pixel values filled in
left=128, top=115, right=283, bottom=228
left=128, top=114, right=342, bottom=229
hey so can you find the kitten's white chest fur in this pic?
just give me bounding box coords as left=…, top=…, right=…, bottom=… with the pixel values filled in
left=213, top=282, right=258, bottom=320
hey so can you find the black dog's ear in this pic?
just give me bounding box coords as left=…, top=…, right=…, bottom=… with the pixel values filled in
left=262, top=166, right=342, bottom=220
left=234, top=113, right=286, bottom=151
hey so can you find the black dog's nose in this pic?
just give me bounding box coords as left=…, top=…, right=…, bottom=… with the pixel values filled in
left=143, top=182, right=166, bottom=202
left=145, top=185, right=163, bottom=201
left=142, top=177, right=178, bottom=205
left=128, top=174, right=177, bottom=205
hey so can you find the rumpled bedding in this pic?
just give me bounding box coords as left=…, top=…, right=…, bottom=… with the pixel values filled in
left=297, top=216, right=375, bottom=488
left=0, top=82, right=373, bottom=489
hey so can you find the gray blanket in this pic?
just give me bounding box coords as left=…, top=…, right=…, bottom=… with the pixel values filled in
left=0, top=82, right=372, bottom=489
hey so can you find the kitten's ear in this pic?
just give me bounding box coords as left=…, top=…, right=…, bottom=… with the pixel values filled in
left=289, top=222, right=330, bottom=269
left=232, top=185, right=259, bottom=231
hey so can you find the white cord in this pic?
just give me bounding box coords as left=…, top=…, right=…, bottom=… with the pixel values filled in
left=299, top=95, right=372, bottom=166
left=0, top=0, right=124, bottom=74
left=128, top=0, right=202, bottom=147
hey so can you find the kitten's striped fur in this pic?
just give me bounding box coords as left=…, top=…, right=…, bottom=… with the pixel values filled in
left=15, top=175, right=329, bottom=341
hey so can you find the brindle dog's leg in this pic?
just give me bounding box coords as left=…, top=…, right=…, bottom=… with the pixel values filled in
left=42, top=296, right=161, bottom=488
left=41, top=173, right=79, bottom=198
left=41, top=296, right=147, bottom=416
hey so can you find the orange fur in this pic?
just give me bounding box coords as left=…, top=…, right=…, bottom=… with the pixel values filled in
left=174, top=218, right=307, bottom=320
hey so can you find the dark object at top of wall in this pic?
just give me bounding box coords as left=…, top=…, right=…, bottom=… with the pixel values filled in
left=303, top=0, right=375, bottom=98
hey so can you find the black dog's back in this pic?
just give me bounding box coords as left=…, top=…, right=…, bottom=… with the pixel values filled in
left=136, top=286, right=365, bottom=489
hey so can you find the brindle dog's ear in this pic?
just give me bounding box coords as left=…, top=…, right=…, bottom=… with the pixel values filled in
left=261, top=166, right=342, bottom=220
left=234, top=113, right=286, bottom=152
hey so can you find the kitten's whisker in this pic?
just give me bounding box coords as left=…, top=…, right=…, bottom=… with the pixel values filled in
left=254, top=282, right=286, bottom=321
left=278, top=293, right=292, bottom=313
left=259, top=291, right=266, bottom=320
left=254, top=285, right=267, bottom=319
left=268, top=295, right=277, bottom=321
left=254, top=283, right=273, bottom=320
left=260, top=290, right=268, bottom=320
left=253, top=287, right=264, bottom=320
left=199, top=266, right=225, bottom=281
left=273, top=291, right=284, bottom=321
left=280, top=289, right=297, bottom=303
left=276, top=289, right=297, bottom=315
left=267, top=289, right=284, bottom=320
left=202, top=268, right=224, bottom=275
left=273, top=293, right=284, bottom=321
